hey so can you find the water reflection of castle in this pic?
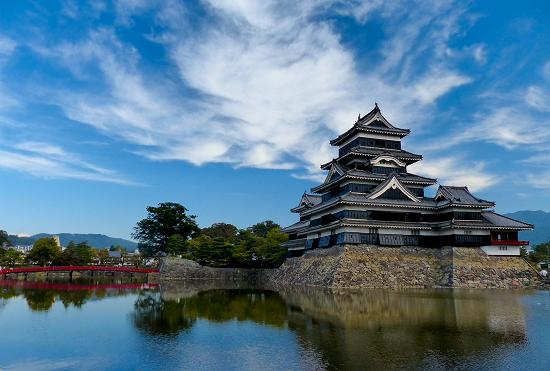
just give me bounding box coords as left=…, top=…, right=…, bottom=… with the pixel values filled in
left=150, top=285, right=528, bottom=369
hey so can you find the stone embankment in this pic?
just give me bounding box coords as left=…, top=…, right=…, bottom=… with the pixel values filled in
left=161, top=245, right=545, bottom=289
left=160, top=257, right=260, bottom=282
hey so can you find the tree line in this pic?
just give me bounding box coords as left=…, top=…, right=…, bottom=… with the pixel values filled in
left=522, top=242, right=550, bottom=264
left=1, top=202, right=288, bottom=268
left=0, top=234, right=133, bottom=267
left=132, top=202, right=288, bottom=268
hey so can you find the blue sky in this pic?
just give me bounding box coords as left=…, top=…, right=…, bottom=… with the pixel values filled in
left=0, top=0, right=549, bottom=239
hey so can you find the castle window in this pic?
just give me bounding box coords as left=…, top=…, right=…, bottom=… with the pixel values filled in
left=499, top=246, right=508, bottom=251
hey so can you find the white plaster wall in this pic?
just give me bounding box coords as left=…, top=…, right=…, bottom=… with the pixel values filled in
left=481, top=245, right=520, bottom=256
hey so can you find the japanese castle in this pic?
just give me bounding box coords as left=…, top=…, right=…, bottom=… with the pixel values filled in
left=282, top=104, right=533, bottom=256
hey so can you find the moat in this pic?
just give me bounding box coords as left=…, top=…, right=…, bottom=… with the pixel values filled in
left=1, top=279, right=550, bottom=370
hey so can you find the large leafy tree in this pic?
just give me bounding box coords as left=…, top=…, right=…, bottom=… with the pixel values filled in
left=0, top=230, right=10, bottom=247
left=248, top=220, right=280, bottom=238
left=132, top=202, right=200, bottom=256
left=253, top=228, right=288, bottom=267
left=1, top=249, right=24, bottom=267
left=57, top=241, right=94, bottom=266
left=201, top=223, right=238, bottom=240
left=166, top=234, right=188, bottom=256
left=28, top=237, right=61, bottom=266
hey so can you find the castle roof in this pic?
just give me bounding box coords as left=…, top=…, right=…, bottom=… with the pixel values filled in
left=330, top=104, right=410, bottom=146
left=290, top=193, right=322, bottom=213
left=311, top=170, right=436, bottom=193
left=480, top=211, right=533, bottom=230
left=281, top=219, right=310, bottom=233
left=435, top=185, right=495, bottom=207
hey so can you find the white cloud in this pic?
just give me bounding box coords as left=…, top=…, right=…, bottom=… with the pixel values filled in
left=422, top=107, right=550, bottom=152
left=525, top=86, right=550, bottom=112
left=0, top=35, right=16, bottom=57
left=0, top=141, right=135, bottom=185
left=412, top=69, right=471, bottom=104
left=410, top=156, right=498, bottom=192
left=472, top=44, right=487, bottom=64
left=28, top=0, right=473, bottom=180
left=527, top=171, right=550, bottom=190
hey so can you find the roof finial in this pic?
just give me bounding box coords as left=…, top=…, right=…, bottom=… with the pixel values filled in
left=375, top=101, right=378, bottom=108
left=357, top=113, right=361, bottom=121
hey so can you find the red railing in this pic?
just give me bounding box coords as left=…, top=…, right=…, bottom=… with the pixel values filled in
left=0, top=279, right=159, bottom=291
left=0, top=265, right=159, bottom=276
left=491, top=240, right=529, bottom=246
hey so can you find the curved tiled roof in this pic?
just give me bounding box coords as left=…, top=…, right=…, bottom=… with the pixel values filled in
left=311, top=169, right=436, bottom=193
left=330, top=104, right=410, bottom=145
left=481, top=211, right=534, bottom=230
left=436, top=185, right=494, bottom=207
left=290, top=193, right=322, bottom=212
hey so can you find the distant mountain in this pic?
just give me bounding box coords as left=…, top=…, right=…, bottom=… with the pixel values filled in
left=504, top=210, right=550, bottom=247
left=7, top=233, right=137, bottom=251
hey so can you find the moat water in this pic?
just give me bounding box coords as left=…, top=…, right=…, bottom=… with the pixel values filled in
left=1, top=279, right=549, bottom=370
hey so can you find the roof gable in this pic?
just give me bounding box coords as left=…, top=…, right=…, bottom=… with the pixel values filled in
left=357, top=104, right=395, bottom=129
left=323, top=161, right=346, bottom=184
left=368, top=175, right=420, bottom=202
left=370, top=154, right=407, bottom=168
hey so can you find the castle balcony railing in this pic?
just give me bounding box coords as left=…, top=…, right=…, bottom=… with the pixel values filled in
left=490, top=240, right=529, bottom=246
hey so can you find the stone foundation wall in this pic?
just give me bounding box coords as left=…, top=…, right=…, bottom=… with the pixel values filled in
left=331, top=246, right=447, bottom=288
left=450, top=247, right=542, bottom=289
left=263, top=247, right=344, bottom=286
left=160, top=257, right=261, bottom=282
left=160, top=246, right=544, bottom=289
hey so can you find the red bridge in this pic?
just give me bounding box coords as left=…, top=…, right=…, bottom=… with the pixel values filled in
left=0, top=265, right=159, bottom=278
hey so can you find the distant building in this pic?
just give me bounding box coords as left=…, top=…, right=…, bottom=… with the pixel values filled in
left=108, top=251, right=122, bottom=258
left=282, top=104, right=533, bottom=256
left=12, top=245, right=33, bottom=253
left=52, top=235, right=62, bottom=249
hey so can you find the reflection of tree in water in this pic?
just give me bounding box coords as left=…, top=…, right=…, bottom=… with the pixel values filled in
left=131, top=290, right=288, bottom=336
left=23, top=289, right=57, bottom=311
left=0, top=279, right=153, bottom=312
left=0, top=286, right=18, bottom=310
left=132, top=292, right=196, bottom=335
left=58, top=290, right=93, bottom=308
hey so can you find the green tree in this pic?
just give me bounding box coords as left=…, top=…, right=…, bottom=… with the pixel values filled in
left=232, top=230, right=258, bottom=267
left=201, top=223, right=238, bottom=240
left=109, top=245, right=127, bottom=253
left=166, top=234, right=187, bottom=256
left=28, top=237, right=61, bottom=266
left=188, top=236, right=232, bottom=267
left=0, top=230, right=10, bottom=247
left=57, top=241, right=94, bottom=265
left=253, top=227, right=288, bottom=267
left=534, top=242, right=550, bottom=256
left=132, top=202, right=200, bottom=256
left=2, top=248, right=24, bottom=267
left=248, top=220, right=280, bottom=238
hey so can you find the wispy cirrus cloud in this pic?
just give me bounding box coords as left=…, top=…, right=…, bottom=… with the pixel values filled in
left=409, top=156, right=498, bottom=192
left=0, top=35, right=16, bottom=57
left=0, top=141, right=136, bottom=185
left=26, top=0, right=476, bottom=180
